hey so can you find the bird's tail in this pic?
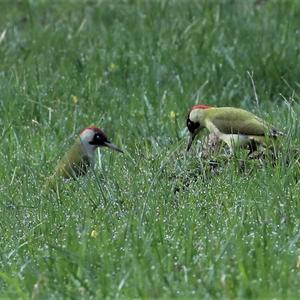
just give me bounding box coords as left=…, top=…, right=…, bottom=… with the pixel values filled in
left=270, top=127, right=284, bottom=137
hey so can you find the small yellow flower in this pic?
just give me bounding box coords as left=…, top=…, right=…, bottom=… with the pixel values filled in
left=110, top=63, right=117, bottom=71
left=169, top=110, right=177, bottom=119
left=297, top=255, right=300, bottom=268
left=71, top=95, right=78, bottom=105
left=90, top=230, right=98, bottom=238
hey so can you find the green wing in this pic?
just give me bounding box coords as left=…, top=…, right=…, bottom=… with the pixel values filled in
left=207, top=108, right=279, bottom=136
left=54, top=139, right=91, bottom=179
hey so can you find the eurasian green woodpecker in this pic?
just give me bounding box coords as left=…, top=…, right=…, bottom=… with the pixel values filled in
left=48, top=125, right=123, bottom=189
left=186, top=105, right=283, bottom=154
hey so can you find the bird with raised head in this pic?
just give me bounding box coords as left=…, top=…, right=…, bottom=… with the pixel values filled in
left=186, top=105, right=283, bottom=155
left=47, top=125, right=123, bottom=191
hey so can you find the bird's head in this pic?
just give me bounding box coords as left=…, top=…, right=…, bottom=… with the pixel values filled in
left=80, top=125, right=123, bottom=155
left=186, top=104, right=213, bottom=151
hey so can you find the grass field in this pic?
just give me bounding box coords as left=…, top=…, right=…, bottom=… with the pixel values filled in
left=0, top=0, right=300, bottom=299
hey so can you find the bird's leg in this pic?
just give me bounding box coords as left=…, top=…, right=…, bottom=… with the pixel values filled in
left=247, top=140, right=266, bottom=160
left=247, top=140, right=258, bottom=156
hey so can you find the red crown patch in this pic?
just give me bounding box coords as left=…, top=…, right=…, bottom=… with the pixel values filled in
left=192, top=104, right=213, bottom=110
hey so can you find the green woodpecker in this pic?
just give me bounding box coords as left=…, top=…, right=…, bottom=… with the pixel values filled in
left=48, top=125, right=123, bottom=189
left=186, top=105, right=283, bottom=154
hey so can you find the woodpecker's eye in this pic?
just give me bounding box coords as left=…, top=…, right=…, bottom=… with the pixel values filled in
left=89, top=132, right=108, bottom=146
left=186, top=118, right=200, bottom=133
left=94, top=133, right=102, bottom=142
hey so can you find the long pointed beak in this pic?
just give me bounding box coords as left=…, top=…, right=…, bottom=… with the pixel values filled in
left=104, top=141, right=124, bottom=153
left=186, top=132, right=197, bottom=152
